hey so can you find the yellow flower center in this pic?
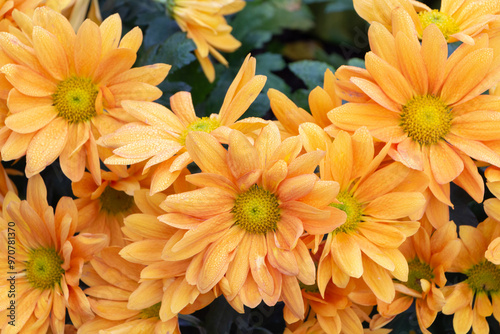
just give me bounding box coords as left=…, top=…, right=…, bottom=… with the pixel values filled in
left=140, top=302, right=161, bottom=319
left=418, top=10, right=460, bottom=41
left=25, top=247, right=65, bottom=290
left=99, top=186, right=134, bottom=215
left=178, top=117, right=220, bottom=145
left=232, top=184, right=280, bottom=234
left=53, top=76, right=99, bottom=123
left=330, top=191, right=362, bottom=234
left=400, top=95, right=452, bottom=146
left=465, top=260, right=500, bottom=293
left=404, top=258, right=435, bottom=294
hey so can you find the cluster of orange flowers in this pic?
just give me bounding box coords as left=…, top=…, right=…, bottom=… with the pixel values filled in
left=1, top=0, right=500, bottom=333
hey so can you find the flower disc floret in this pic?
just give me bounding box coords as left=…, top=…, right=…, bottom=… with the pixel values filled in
left=53, top=76, right=99, bottom=123
left=232, top=184, right=280, bottom=234
left=99, top=186, right=134, bottom=215
left=25, top=247, right=65, bottom=290
left=405, top=258, right=435, bottom=293
left=418, top=10, right=460, bottom=41
left=465, top=260, right=500, bottom=294
left=330, top=191, right=362, bottom=234
left=179, top=117, right=220, bottom=145
left=400, top=95, right=452, bottom=146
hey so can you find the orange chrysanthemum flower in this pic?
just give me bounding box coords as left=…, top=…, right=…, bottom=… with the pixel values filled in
left=167, top=0, right=245, bottom=82
left=330, top=10, right=500, bottom=207
left=353, top=0, right=500, bottom=44
left=79, top=246, right=182, bottom=334
left=442, top=218, right=500, bottom=334
left=268, top=68, right=341, bottom=138
left=159, top=123, right=345, bottom=319
left=117, top=189, right=215, bottom=322
left=100, top=55, right=267, bottom=194
left=300, top=125, right=426, bottom=303
left=0, top=174, right=108, bottom=333
left=0, top=7, right=170, bottom=183
left=374, top=222, right=461, bottom=333
left=72, top=165, right=153, bottom=247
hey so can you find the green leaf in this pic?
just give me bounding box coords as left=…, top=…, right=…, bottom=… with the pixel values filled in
left=231, top=1, right=314, bottom=53
left=231, top=2, right=277, bottom=52
left=325, top=0, right=354, bottom=12
left=347, top=57, right=365, bottom=68
left=315, top=48, right=347, bottom=68
left=273, top=5, right=314, bottom=31
left=291, top=88, right=310, bottom=111
left=143, top=15, right=180, bottom=49
left=255, top=53, right=290, bottom=95
left=289, top=60, right=335, bottom=90
left=138, top=32, right=196, bottom=73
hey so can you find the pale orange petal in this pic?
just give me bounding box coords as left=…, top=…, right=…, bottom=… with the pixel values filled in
left=1, top=64, right=56, bottom=96
left=227, top=129, right=259, bottom=179
left=328, top=102, right=400, bottom=132
left=169, top=91, right=197, bottom=126
left=185, top=131, right=232, bottom=180
left=441, top=48, right=493, bottom=105
left=26, top=118, right=68, bottom=177
left=421, top=24, right=447, bottom=95
left=395, top=31, right=428, bottom=95
left=331, top=232, right=363, bottom=278
left=365, top=51, right=414, bottom=105
left=219, top=75, right=266, bottom=126
left=362, top=256, right=395, bottom=303
left=354, top=161, right=410, bottom=203
left=363, top=192, right=425, bottom=219
left=430, top=141, right=464, bottom=184
left=197, top=226, right=246, bottom=293
left=74, top=19, right=101, bottom=78
left=32, top=26, right=69, bottom=81
left=162, top=187, right=234, bottom=218
left=5, top=105, right=57, bottom=133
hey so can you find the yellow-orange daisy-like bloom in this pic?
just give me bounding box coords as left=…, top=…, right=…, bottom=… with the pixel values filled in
left=100, top=55, right=268, bottom=194
left=353, top=0, right=500, bottom=44
left=330, top=10, right=500, bottom=208
left=79, top=246, right=182, bottom=334
left=442, top=218, right=500, bottom=334
left=374, top=222, right=461, bottom=333
left=117, top=189, right=215, bottom=322
left=300, top=124, right=426, bottom=303
left=268, top=68, right=341, bottom=138
left=0, top=174, right=108, bottom=333
left=0, top=7, right=170, bottom=184
left=160, top=123, right=345, bottom=319
left=72, top=165, right=153, bottom=247
left=167, top=0, right=245, bottom=82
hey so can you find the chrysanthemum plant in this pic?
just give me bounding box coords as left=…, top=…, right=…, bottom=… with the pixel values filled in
left=1, top=0, right=500, bottom=333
